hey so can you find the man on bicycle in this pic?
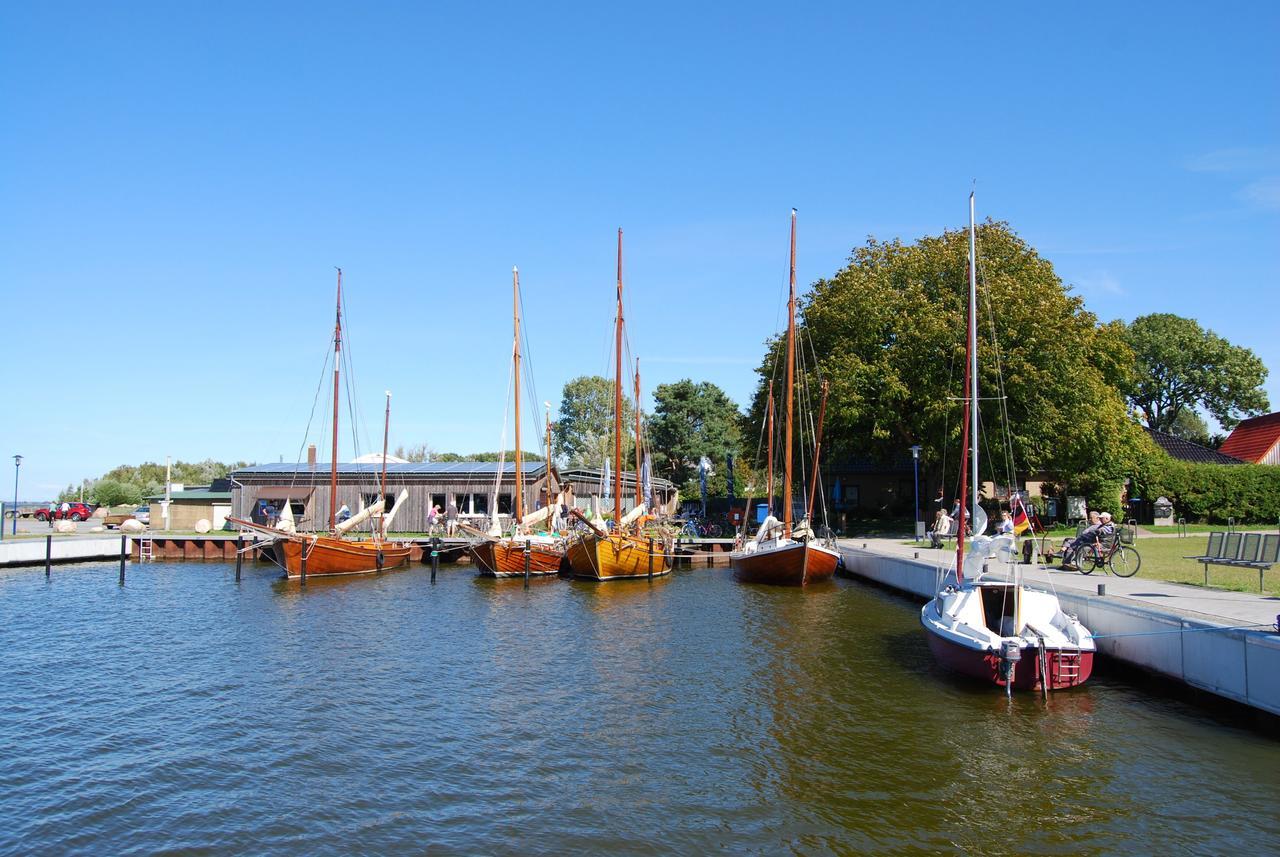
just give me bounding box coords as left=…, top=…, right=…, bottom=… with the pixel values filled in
left=1063, top=512, right=1114, bottom=569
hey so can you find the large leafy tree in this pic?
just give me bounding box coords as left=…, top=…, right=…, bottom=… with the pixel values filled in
left=1122, top=313, right=1269, bottom=433
left=647, top=379, right=742, bottom=486
left=745, top=221, right=1148, bottom=510
left=553, top=375, right=633, bottom=468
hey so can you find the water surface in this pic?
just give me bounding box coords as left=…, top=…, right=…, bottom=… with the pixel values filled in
left=1, top=561, right=1276, bottom=855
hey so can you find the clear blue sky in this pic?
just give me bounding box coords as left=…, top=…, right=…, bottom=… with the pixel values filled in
left=2, top=1, right=1277, bottom=499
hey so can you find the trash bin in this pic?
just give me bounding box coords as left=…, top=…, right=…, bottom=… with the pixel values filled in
left=756, top=503, right=769, bottom=523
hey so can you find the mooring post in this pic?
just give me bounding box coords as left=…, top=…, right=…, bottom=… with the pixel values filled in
left=300, top=552, right=307, bottom=587
left=235, top=536, right=243, bottom=582
left=1097, top=583, right=1106, bottom=596
left=431, top=537, right=440, bottom=582
left=44, top=534, right=52, bottom=578
left=118, top=535, right=126, bottom=584
left=524, top=543, right=531, bottom=589
left=377, top=548, right=384, bottom=574
left=648, top=537, right=654, bottom=579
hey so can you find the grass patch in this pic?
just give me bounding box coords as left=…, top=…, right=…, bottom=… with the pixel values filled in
left=1122, top=535, right=1279, bottom=596
left=1144, top=523, right=1278, bottom=534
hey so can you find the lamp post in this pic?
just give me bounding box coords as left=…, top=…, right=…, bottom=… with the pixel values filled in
left=909, top=445, right=922, bottom=540
left=12, top=455, right=22, bottom=536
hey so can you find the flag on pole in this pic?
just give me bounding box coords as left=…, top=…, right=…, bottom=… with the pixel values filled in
left=1011, top=497, right=1032, bottom=535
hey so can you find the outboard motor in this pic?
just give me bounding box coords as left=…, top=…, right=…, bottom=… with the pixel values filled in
left=1000, top=639, right=1022, bottom=696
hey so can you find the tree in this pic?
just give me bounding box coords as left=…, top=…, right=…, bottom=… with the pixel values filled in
left=553, top=375, right=633, bottom=467
left=745, top=221, right=1149, bottom=512
left=394, top=443, right=434, bottom=462
left=1166, top=409, right=1213, bottom=446
left=1122, top=313, right=1269, bottom=433
left=91, top=478, right=142, bottom=507
left=647, top=379, right=742, bottom=486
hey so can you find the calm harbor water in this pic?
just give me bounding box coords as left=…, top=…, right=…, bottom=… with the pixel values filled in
left=1, top=560, right=1277, bottom=855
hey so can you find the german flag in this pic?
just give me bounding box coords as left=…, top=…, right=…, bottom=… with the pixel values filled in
left=1011, top=498, right=1032, bottom=535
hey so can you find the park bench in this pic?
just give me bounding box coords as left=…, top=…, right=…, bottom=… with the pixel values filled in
left=1185, top=531, right=1279, bottom=592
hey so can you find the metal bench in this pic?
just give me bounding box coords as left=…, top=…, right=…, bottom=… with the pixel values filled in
left=1185, top=531, right=1278, bottom=592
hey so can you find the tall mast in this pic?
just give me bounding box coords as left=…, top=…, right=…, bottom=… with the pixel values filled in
left=783, top=209, right=797, bottom=538
left=968, top=192, right=979, bottom=526
left=379, top=389, right=391, bottom=538
left=513, top=266, right=523, bottom=524
left=634, top=358, right=643, bottom=515
left=545, top=402, right=554, bottom=522
left=614, top=228, right=624, bottom=527
left=805, top=380, right=829, bottom=525
left=766, top=380, right=774, bottom=515
left=330, top=267, right=342, bottom=532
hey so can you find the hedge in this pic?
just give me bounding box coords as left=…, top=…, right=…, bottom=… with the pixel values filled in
left=1140, top=459, right=1280, bottom=524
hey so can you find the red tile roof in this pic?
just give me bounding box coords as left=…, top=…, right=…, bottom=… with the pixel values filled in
left=1218, top=412, right=1280, bottom=463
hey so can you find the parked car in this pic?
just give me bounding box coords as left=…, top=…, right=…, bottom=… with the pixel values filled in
left=134, top=505, right=150, bottom=525
left=34, top=502, right=95, bottom=522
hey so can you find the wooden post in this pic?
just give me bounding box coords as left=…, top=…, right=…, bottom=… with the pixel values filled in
left=300, top=551, right=307, bottom=586
left=235, top=536, right=243, bottom=582
left=377, top=548, right=384, bottom=574
left=118, top=535, right=126, bottom=584
left=431, top=537, right=440, bottom=582
left=524, top=543, right=531, bottom=589
left=45, top=534, right=52, bottom=578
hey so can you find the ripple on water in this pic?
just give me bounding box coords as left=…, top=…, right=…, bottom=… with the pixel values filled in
left=0, top=562, right=1277, bottom=855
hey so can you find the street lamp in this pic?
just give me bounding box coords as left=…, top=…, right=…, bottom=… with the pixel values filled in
left=909, top=445, right=922, bottom=540
left=12, top=455, right=22, bottom=536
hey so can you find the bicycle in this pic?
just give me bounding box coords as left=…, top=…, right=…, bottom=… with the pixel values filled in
left=1071, top=536, right=1141, bottom=577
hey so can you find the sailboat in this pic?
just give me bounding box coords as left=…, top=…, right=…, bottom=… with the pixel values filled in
left=730, top=210, right=840, bottom=586
left=565, top=229, right=673, bottom=581
left=230, top=270, right=413, bottom=578
left=470, top=267, right=567, bottom=578
left=920, top=194, right=1094, bottom=692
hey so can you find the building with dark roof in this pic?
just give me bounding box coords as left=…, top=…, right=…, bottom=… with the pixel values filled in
left=1218, top=412, right=1280, bottom=465
left=229, top=461, right=675, bottom=532
left=1144, top=427, right=1244, bottom=465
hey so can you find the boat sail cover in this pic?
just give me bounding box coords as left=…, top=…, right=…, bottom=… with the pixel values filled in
left=335, top=499, right=385, bottom=535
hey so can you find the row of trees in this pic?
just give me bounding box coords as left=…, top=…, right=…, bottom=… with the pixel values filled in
left=58, top=459, right=251, bottom=507
left=396, top=221, right=1270, bottom=517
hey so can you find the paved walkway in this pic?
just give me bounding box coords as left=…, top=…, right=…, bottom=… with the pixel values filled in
left=838, top=537, right=1280, bottom=628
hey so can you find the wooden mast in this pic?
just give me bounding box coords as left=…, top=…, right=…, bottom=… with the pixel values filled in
left=378, top=390, right=390, bottom=540
left=805, top=380, right=829, bottom=525
left=766, top=380, right=774, bottom=516
left=614, top=228, right=624, bottom=527
left=783, top=210, right=797, bottom=538
left=634, top=358, right=643, bottom=517
left=330, top=267, right=342, bottom=533
left=513, top=266, right=523, bottom=525
left=545, top=402, right=554, bottom=522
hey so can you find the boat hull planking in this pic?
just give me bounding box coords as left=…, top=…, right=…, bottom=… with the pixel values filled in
left=567, top=533, right=671, bottom=581
left=730, top=540, right=839, bottom=586
left=471, top=540, right=565, bottom=577
left=278, top=536, right=412, bottom=579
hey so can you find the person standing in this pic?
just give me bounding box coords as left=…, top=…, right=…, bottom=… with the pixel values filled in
left=446, top=500, right=459, bottom=536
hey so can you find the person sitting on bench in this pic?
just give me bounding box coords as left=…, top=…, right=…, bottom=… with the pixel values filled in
left=929, top=508, right=954, bottom=549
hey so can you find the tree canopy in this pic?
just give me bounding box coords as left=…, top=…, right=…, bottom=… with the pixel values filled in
left=59, top=459, right=251, bottom=505
left=1122, top=313, right=1269, bottom=433
left=553, top=375, right=633, bottom=467
left=745, top=221, right=1149, bottom=510
left=647, top=379, right=742, bottom=486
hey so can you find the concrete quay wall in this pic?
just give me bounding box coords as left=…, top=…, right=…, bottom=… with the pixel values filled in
left=840, top=545, right=1280, bottom=717
left=0, top=536, right=131, bottom=568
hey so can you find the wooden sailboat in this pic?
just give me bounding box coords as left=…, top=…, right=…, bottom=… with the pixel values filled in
left=566, top=229, right=673, bottom=581
left=920, top=194, right=1094, bottom=692
left=471, top=267, right=567, bottom=578
left=231, top=270, right=412, bottom=578
left=731, top=210, right=840, bottom=586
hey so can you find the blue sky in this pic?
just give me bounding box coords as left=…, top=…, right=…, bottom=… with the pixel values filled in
left=2, top=1, right=1277, bottom=498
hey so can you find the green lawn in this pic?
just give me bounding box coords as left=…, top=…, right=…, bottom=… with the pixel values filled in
left=1143, top=523, right=1277, bottom=534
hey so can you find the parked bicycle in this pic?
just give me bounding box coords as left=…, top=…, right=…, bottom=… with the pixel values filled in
left=1072, top=536, right=1141, bottom=577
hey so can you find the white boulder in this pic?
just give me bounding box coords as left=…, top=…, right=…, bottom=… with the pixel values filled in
left=120, top=519, right=146, bottom=534
left=194, top=519, right=211, bottom=533
left=52, top=520, right=77, bottom=533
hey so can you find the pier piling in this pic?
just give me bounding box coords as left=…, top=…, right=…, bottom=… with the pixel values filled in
left=45, top=535, right=51, bottom=578
left=235, top=536, right=243, bottom=582
left=118, top=535, right=126, bottom=584
left=377, top=548, right=384, bottom=574
left=300, top=552, right=307, bottom=586
left=524, top=543, right=531, bottom=589
left=648, top=538, right=654, bottom=579
left=431, top=537, right=440, bottom=582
